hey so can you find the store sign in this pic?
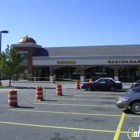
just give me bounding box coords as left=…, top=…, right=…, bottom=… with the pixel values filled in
left=57, top=61, right=76, bottom=64
left=108, top=60, right=140, bottom=64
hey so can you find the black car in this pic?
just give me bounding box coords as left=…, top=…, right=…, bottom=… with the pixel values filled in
left=127, top=86, right=140, bottom=94
left=116, top=93, right=140, bottom=114
left=131, top=80, right=140, bottom=87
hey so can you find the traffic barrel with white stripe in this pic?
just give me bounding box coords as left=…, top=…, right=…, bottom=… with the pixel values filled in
left=8, top=90, right=18, bottom=107
left=35, top=86, right=43, bottom=101
left=56, top=84, right=63, bottom=96
left=75, top=80, right=80, bottom=89
left=52, top=77, right=55, bottom=83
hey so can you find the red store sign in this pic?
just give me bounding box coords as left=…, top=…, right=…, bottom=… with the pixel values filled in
left=108, top=60, right=140, bottom=63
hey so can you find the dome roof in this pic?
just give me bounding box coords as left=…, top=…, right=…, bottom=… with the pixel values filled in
left=18, top=35, right=36, bottom=44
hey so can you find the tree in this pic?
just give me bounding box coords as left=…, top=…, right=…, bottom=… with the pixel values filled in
left=0, top=45, right=24, bottom=86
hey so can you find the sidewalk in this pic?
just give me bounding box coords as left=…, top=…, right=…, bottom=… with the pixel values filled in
left=1, top=80, right=131, bottom=91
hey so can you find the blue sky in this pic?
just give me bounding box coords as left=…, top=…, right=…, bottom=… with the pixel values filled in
left=0, top=0, right=140, bottom=51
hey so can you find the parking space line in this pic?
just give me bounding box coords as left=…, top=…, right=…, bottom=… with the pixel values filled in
left=34, top=102, right=116, bottom=107
left=50, top=98, right=116, bottom=102
left=125, top=115, right=140, bottom=118
left=0, top=121, right=116, bottom=133
left=74, top=95, right=119, bottom=97
left=120, top=130, right=129, bottom=134
left=9, top=109, right=121, bottom=117
left=113, top=112, right=125, bottom=140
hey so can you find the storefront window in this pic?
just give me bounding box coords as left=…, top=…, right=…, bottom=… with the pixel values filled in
left=119, top=67, right=140, bottom=82
left=85, top=67, right=114, bottom=81
left=54, top=67, right=80, bottom=80
left=33, top=67, right=49, bottom=81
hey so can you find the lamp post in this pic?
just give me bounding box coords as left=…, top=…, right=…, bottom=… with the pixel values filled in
left=0, top=30, right=9, bottom=86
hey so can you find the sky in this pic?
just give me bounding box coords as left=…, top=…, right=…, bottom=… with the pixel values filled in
left=0, top=0, right=140, bottom=51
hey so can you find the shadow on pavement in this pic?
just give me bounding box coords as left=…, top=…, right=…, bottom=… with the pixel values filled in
left=123, top=109, right=133, bottom=114
left=17, top=106, right=35, bottom=109
left=43, top=100, right=58, bottom=102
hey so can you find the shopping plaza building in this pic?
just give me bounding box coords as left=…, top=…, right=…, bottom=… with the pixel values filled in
left=11, top=35, right=140, bottom=82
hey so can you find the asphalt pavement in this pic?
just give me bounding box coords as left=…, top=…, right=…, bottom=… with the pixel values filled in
left=0, top=80, right=139, bottom=140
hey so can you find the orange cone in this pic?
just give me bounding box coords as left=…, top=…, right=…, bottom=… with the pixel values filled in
left=56, top=84, right=63, bottom=96
left=8, top=89, right=18, bottom=107
left=52, top=77, right=55, bottom=83
left=35, top=86, right=43, bottom=101
left=75, top=80, right=80, bottom=89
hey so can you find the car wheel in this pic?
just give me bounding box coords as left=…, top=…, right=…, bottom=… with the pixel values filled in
left=130, top=102, right=140, bottom=115
left=86, top=86, right=92, bottom=91
left=110, top=86, right=116, bottom=92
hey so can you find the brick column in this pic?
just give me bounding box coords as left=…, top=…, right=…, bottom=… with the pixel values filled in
left=27, top=51, right=33, bottom=80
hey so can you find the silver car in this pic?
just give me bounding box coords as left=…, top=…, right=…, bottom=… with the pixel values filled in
left=116, top=93, right=140, bottom=114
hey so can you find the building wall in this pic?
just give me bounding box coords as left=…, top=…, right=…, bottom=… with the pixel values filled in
left=14, top=46, right=39, bottom=75
left=12, top=42, right=140, bottom=82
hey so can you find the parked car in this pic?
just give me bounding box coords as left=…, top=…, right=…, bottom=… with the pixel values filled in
left=116, top=93, right=140, bottom=114
left=127, top=86, right=140, bottom=94
left=131, top=80, right=140, bottom=87
left=81, top=78, right=123, bottom=91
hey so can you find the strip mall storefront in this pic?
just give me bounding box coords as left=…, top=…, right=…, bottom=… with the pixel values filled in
left=12, top=36, right=140, bottom=82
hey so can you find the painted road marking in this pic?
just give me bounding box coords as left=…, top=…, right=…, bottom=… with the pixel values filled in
left=34, top=102, right=116, bottom=107
left=79, top=92, right=125, bottom=95
left=113, top=112, right=125, bottom=140
left=9, top=109, right=139, bottom=118
left=9, top=109, right=121, bottom=117
left=74, top=94, right=119, bottom=97
left=0, top=120, right=116, bottom=133
left=125, top=115, right=140, bottom=118
left=50, top=98, right=116, bottom=102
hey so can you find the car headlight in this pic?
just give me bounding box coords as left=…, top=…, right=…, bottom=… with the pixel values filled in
left=127, top=89, right=133, bottom=94
left=127, top=91, right=132, bottom=94
left=118, top=97, right=128, bottom=102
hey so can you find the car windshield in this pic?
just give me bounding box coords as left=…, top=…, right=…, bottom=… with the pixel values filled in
left=95, top=78, right=115, bottom=83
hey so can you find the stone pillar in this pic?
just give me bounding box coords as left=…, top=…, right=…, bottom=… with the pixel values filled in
left=114, top=67, right=119, bottom=80
left=49, top=66, right=53, bottom=82
left=80, top=67, right=85, bottom=82
left=80, top=76, right=85, bottom=82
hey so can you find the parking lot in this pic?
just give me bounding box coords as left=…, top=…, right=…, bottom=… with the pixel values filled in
left=0, top=81, right=140, bottom=140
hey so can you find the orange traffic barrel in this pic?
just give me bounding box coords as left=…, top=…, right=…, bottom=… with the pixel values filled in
left=36, top=86, right=43, bottom=101
left=75, top=80, right=80, bottom=89
left=8, top=89, right=18, bottom=107
left=52, top=77, right=55, bottom=83
left=89, top=78, right=93, bottom=82
left=56, top=84, right=63, bottom=96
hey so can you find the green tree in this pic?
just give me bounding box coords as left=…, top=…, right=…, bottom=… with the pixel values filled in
left=0, top=45, right=24, bottom=86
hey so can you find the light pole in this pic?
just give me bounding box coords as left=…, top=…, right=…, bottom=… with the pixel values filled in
left=0, top=30, right=9, bottom=86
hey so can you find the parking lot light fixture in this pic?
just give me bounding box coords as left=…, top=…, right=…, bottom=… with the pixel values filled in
left=0, top=30, right=9, bottom=86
